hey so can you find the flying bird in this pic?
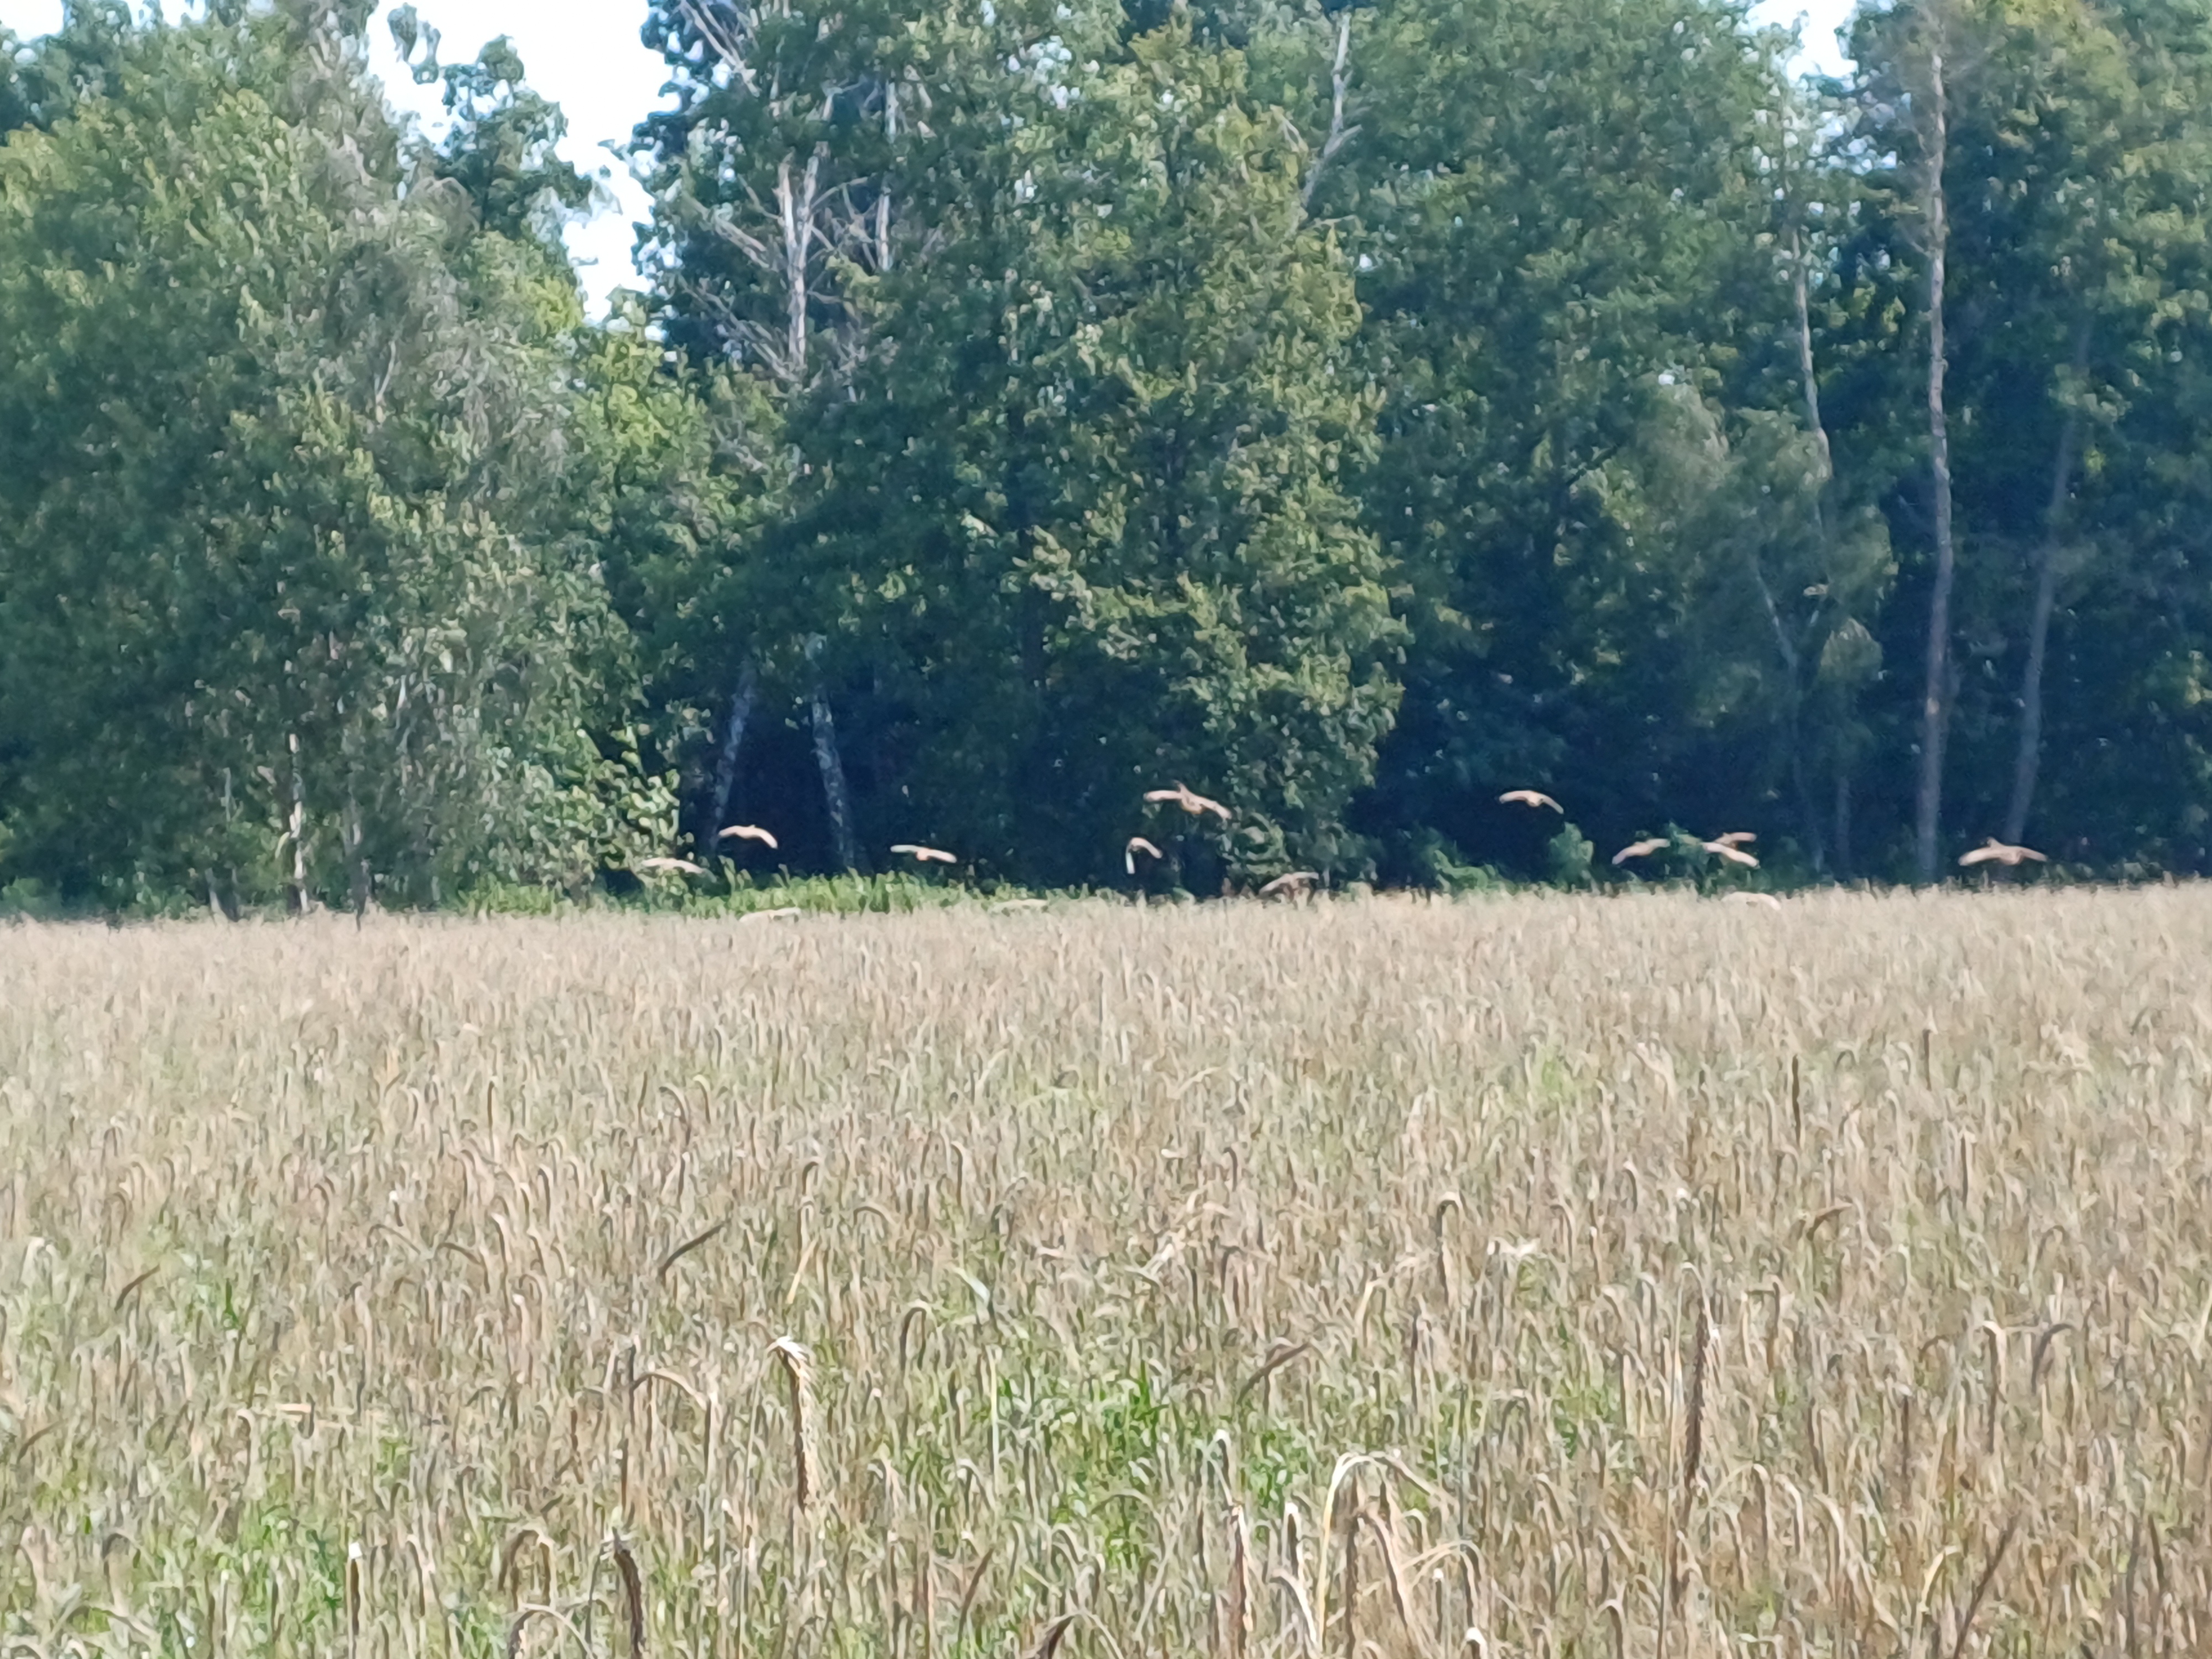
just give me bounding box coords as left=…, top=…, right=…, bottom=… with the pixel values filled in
left=1259, top=870, right=1321, bottom=898
left=1612, top=838, right=1668, bottom=865
left=889, top=843, right=958, bottom=864
left=1723, top=891, right=1782, bottom=911
left=1701, top=840, right=1760, bottom=868
left=1499, top=789, right=1564, bottom=813
left=1958, top=837, right=2048, bottom=868
left=1712, top=831, right=1756, bottom=848
left=1144, top=783, right=1232, bottom=822
left=717, top=824, right=779, bottom=850
left=1125, top=836, right=1164, bottom=876
left=635, top=856, right=705, bottom=875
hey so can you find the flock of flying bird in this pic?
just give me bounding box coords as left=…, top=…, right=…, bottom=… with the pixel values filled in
left=635, top=780, right=2048, bottom=887
left=648, top=782, right=1314, bottom=896
left=1500, top=789, right=1763, bottom=870
left=1494, top=789, right=2048, bottom=873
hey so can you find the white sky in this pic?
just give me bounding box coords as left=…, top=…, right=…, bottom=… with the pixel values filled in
left=4, top=0, right=1856, bottom=315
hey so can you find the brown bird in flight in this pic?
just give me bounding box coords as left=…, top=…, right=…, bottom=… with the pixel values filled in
left=1259, top=870, right=1320, bottom=898
left=1499, top=789, right=1564, bottom=813
left=1612, top=838, right=1668, bottom=865
left=1125, top=836, right=1163, bottom=876
left=1701, top=839, right=1760, bottom=868
left=1958, top=837, right=2048, bottom=868
left=890, top=843, right=958, bottom=864
left=717, top=824, right=779, bottom=850
left=1711, top=831, right=1756, bottom=848
left=636, top=856, right=705, bottom=876
left=1144, top=783, right=1231, bottom=822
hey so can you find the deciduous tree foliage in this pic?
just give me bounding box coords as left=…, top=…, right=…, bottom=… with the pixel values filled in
left=0, top=2, right=698, bottom=908
left=638, top=0, right=1400, bottom=885
left=1834, top=0, right=2212, bottom=874
left=11, top=0, right=2212, bottom=905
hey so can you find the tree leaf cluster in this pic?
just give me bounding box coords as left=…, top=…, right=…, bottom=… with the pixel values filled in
left=13, top=0, right=2212, bottom=905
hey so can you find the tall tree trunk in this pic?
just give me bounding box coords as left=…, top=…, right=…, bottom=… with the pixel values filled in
left=2002, top=320, right=2091, bottom=847
left=1780, top=218, right=1839, bottom=873
left=874, top=86, right=897, bottom=274
left=1751, top=558, right=1824, bottom=872
left=703, top=659, right=760, bottom=863
left=779, top=150, right=821, bottom=383
left=1914, top=43, right=1957, bottom=886
left=344, top=789, right=370, bottom=926
left=285, top=731, right=311, bottom=915
left=1790, top=223, right=1837, bottom=531
left=805, top=637, right=860, bottom=872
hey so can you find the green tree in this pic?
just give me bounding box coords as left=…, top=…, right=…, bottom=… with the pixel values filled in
left=640, top=0, right=1401, bottom=883
left=0, top=4, right=674, bottom=909
left=1314, top=0, right=1808, bottom=873
left=787, top=11, right=1401, bottom=885
left=1837, top=0, right=2212, bottom=871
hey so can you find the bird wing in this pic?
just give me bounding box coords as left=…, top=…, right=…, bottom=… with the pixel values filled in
left=1715, top=831, right=1756, bottom=847
left=921, top=848, right=957, bottom=863
left=1142, top=789, right=1186, bottom=805
left=1500, top=790, right=1564, bottom=812
left=2018, top=846, right=2048, bottom=862
left=1957, top=846, right=1997, bottom=867
left=1611, top=839, right=1664, bottom=864
left=1197, top=796, right=1231, bottom=821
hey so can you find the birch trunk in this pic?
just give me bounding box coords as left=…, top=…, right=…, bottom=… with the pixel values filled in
left=344, top=789, right=371, bottom=925
left=704, top=660, right=760, bottom=863
left=2002, top=321, right=2091, bottom=847
left=1782, top=218, right=1839, bottom=872
left=286, top=731, right=312, bottom=915
left=805, top=638, right=860, bottom=872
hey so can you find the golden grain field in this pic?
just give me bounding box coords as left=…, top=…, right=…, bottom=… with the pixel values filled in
left=3, top=890, right=2209, bottom=1658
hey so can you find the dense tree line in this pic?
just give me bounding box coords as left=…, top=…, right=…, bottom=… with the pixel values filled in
left=6, top=0, right=2212, bottom=908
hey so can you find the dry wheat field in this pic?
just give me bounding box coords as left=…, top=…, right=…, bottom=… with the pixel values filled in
left=2, top=890, right=2210, bottom=1658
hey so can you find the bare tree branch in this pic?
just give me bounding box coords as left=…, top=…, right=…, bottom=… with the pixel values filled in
left=677, top=0, right=758, bottom=96
left=1301, top=11, right=1360, bottom=215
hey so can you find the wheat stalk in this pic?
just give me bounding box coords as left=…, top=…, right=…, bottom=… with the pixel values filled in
left=7, top=891, right=2208, bottom=1657
left=768, top=1337, right=818, bottom=1509
left=610, top=1533, right=645, bottom=1658
left=1225, top=1504, right=1251, bottom=1659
